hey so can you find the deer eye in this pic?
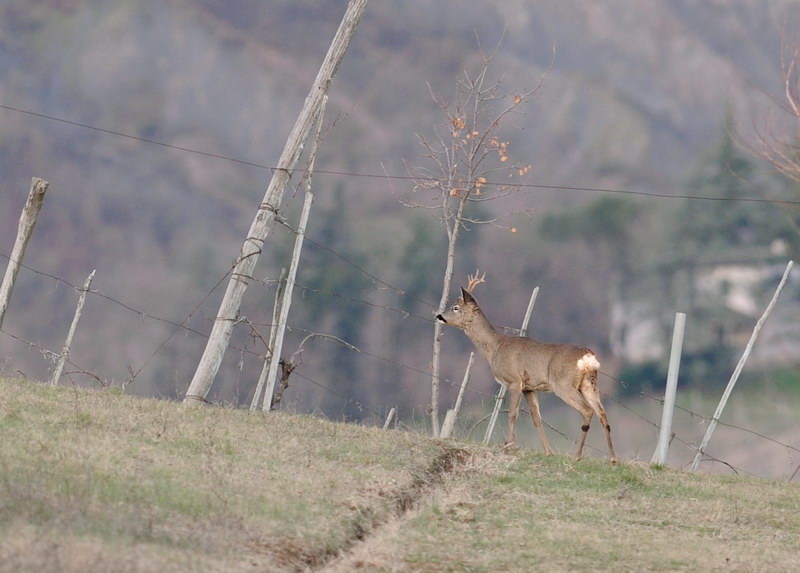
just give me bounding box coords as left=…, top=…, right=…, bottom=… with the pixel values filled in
left=452, top=304, right=460, bottom=312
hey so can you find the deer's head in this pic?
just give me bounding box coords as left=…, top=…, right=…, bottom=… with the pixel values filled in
left=435, top=270, right=486, bottom=330
left=436, top=288, right=481, bottom=330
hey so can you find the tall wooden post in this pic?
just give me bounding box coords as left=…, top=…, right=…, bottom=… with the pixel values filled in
left=184, top=0, right=369, bottom=404
left=250, top=268, right=286, bottom=410
left=50, top=270, right=95, bottom=386
left=262, top=95, right=327, bottom=411
left=0, top=178, right=49, bottom=330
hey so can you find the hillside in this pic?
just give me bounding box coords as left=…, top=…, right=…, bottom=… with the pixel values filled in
left=0, top=1, right=798, bottom=419
left=1, top=378, right=798, bottom=572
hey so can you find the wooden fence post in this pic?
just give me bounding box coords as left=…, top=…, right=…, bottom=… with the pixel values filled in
left=484, top=286, right=538, bottom=445
left=441, top=352, right=474, bottom=439
left=262, top=95, right=328, bottom=411
left=651, top=311, right=686, bottom=466
left=49, top=270, right=95, bottom=386
left=383, top=407, right=396, bottom=430
left=250, top=268, right=286, bottom=410
left=0, top=177, right=49, bottom=330
left=691, top=260, right=794, bottom=470
left=183, top=0, right=369, bottom=405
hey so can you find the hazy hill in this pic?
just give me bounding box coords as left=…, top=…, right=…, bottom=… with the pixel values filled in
left=0, top=0, right=797, bottom=417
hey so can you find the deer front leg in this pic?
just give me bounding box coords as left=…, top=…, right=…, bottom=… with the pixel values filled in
left=504, top=383, right=522, bottom=448
left=523, top=390, right=553, bottom=455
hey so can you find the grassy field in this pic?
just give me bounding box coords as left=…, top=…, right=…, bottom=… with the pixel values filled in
left=1, top=377, right=798, bottom=572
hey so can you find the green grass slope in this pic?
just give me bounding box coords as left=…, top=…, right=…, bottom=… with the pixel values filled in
left=335, top=455, right=800, bottom=572
left=1, top=378, right=798, bottom=572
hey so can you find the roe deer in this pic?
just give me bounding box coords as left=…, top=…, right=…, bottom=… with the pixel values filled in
left=436, top=275, right=617, bottom=464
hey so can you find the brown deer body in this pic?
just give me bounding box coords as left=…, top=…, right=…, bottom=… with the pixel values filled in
left=437, top=286, right=617, bottom=464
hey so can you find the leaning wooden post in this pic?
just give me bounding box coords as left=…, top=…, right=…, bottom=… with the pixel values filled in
left=184, top=0, right=369, bottom=405
left=0, top=177, right=49, bottom=330
left=262, top=95, right=328, bottom=411
left=651, top=311, right=686, bottom=466
left=50, top=270, right=95, bottom=386
left=441, top=352, right=475, bottom=439
left=483, top=286, right=539, bottom=445
left=691, top=260, right=794, bottom=471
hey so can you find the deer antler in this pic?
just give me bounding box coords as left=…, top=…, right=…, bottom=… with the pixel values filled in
left=465, top=269, right=486, bottom=293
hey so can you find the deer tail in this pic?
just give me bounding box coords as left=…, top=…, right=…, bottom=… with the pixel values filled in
left=576, top=352, right=600, bottom=386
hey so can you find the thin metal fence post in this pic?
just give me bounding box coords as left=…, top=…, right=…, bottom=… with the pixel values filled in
left=651, top=312, right=686, bottom=465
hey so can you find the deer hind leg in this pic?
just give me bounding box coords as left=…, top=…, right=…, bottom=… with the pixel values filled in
left=523, top=390, right=553, bottom=455
left=552, top=385, right=595, bottom=461
left=503, top=383, right=523, bottom=448
left=578, top=375, right=618, bottom=465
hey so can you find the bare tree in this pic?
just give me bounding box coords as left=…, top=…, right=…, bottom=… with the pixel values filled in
left=749, top=22, right=800, bottom=183
left=406, top=49, right=544, bottom=436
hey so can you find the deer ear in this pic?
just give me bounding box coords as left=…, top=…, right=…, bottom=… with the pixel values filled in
left=461, top=288, right=475, bottom=304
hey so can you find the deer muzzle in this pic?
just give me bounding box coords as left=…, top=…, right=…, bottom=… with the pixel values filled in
left=435, top=314, right=447, bottom=323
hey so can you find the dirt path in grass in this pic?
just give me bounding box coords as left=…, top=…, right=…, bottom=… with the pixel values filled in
left=310, top=443, right=474, bottom=572
left=316, top=444, right=518, bottom=573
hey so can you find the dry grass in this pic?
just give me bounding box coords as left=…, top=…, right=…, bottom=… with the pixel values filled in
left=2, top=377, right=798, bottom=572
left=334, top=454, right=800, bottom=572
left=0, top=378, right=447, bottom=572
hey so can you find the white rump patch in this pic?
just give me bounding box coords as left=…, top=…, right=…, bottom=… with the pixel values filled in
left=576, top=353, right=600, bottom=372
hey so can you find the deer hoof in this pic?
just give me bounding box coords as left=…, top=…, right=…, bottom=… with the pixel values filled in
left=501, top=441, right=516, bottom=451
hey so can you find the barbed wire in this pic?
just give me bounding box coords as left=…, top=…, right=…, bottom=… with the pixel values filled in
left=254, top=320, right=499, bottom=403
left=5, top=97, right=795, bottom=405
left=0, top=247, right=469, bottom=399
left=0, top=327, right=106, bottom=386
left=0, top=325, right=779, bottom=480
left=0, top=246, right=460, bottom=391
left=605, top=371, right=800, bottom=456
left=284, top=368, right=384, bottom=421
left=276, top=281, right=434, bottom=323
left=1, top=241, right=797, bottom=477
left=0, top=295, right=762, bottom=477
left=2, top=96, right=797, bottom=480
left=273, top=217, right=439, bottom=309
left=0, top=251, right=213, bottom=338
left=0, top=242, right=576, bottom=413
left=599, top=372, right=793, bottom=477
left=128, top=267, right=236, bottom=384
left=3, top=103, right=800, bottom=207
left=1, top=244, right=797, bottom=479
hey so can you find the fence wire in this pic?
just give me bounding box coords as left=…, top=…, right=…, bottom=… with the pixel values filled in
left=2, top=247, right=797, bottom=481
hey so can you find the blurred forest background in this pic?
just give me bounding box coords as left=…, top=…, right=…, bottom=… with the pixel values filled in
left=1, top=0, right=799, bottom=426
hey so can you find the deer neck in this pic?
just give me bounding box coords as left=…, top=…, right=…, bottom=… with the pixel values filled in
left=464, top=310, right=504, bottom=361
